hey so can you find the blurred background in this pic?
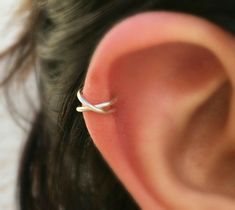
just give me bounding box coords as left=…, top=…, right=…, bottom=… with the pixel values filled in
left=0, top=0, right=38, bottom=209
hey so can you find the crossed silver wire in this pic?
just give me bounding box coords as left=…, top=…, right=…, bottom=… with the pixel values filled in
left=76, top=89, right=116, bottom=114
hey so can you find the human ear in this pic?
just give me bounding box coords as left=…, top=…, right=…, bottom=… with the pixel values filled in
left=80, top=12, right=235, bottom=210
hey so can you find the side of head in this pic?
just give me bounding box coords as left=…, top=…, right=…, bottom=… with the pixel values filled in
left=3, top=1, right=235, bottom=210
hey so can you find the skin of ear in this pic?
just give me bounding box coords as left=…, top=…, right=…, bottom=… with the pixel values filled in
left=82, top=12, right=235, bottom=210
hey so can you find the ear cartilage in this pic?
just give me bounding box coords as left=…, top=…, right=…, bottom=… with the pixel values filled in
left=76, top=89, right=116, bottom=114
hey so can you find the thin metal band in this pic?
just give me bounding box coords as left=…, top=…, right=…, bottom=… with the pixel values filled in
left=76, top=89, right=116, bottom=114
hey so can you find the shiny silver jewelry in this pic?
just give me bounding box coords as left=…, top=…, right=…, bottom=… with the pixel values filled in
left=76, top=89, right=116, bottom=114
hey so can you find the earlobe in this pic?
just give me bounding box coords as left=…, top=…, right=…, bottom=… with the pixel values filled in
left=81, top=12, right=235, bottom=210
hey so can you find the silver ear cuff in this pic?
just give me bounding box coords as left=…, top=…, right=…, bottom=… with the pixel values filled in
left=76, top=89, right=116, bottom=114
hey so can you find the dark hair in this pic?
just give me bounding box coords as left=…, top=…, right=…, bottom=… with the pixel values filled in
left=1, top=1, right=235, bottom=210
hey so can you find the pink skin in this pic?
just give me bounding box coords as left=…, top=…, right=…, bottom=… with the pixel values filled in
left=81, top=12, right=235, bottom=210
